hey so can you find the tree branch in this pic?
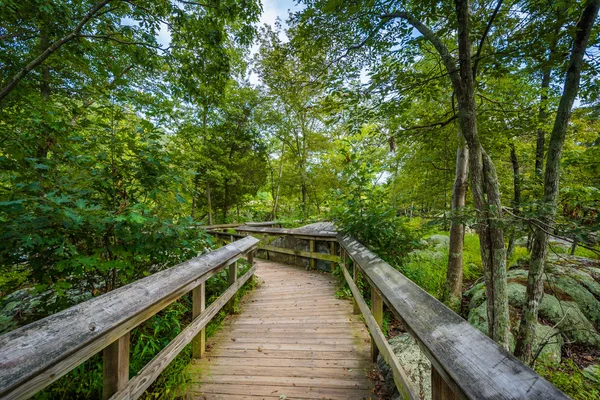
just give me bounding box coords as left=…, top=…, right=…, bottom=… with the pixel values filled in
left=472, top=0, right=503, bottom=79
left=380, top=11, right=460, bottom=88
left=399, top=115, right=458, bottom=131
left=0, top=0, right=112, bottom=103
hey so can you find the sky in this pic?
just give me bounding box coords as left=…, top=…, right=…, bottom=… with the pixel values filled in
left=248, top=0, right=302, bottom=85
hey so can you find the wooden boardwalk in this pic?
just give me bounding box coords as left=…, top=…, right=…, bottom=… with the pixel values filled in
left=187, top=259, right=375, bottom=400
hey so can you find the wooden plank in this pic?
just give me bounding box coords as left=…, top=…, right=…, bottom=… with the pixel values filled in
left=309, top=240, right=316, bottom=269
left=226, top=262, right=237, bottom=313
left=109, top=265, right=256, bottom=400
left=432, top=366, right=459, bottom=400
left=342, top=265, right=416, bottom=400
left=198, top=357, right=369, bottom=369
left=352, top=262, right=360, bottom=315
left=0, top=236, right=259, bottom=400
left=371, top=288, right=383, bottom=363
left=188, top=260, right=373, bottom=400
left=257, top=244, right=341, bottom=262
left=245, top=221, right=278, bottom=227
left=338, top=234, right=569, bottom=400
left=102, top=333, right=130, bottom=400
left=195, top=375, right=372, bottom=390
left=192, top=282, right=206, bottom=359
left=191, top=364, right=370, bottom=379
left=234, top=226, right=337, bottom=241
left=189, top=384, right=374, bottom=400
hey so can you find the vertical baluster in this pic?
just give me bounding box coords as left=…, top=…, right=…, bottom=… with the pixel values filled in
left=371, top=288, right=383, bottom=363
left=352, top=261, right=360, bottom=315
left=102, top=332, right=130, bottom=400
left=432, top=366, right=459, bottom=400
left=264, top=234, right=269, bottom=260
left=192, top=282, right=206, bottom=359
left=309, top=239, right=315, bottom=269
left=226, top=261, right=238, bottom=313
left=330, top=241, right=336, bottom=272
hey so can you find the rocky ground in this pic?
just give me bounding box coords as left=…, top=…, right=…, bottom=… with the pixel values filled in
left=379, top=234, right=600, bottom=400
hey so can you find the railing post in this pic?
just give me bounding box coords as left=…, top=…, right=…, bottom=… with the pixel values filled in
left=264, top=234, right=269, bottom=260
left=102, top=332, right=130, bottom=400
left=371, top=288, right=383, bottom=363
left=330, top=241, right=336, bottom=272
left=192, top=281, right=206, bottom=359
left=432, top=366, right=459, bottom=400
left=247, top=249, right=254, bottom=267
left=352, top=261, right=360, bottom=315
left=309, top=239, right=315, bottom=269
left=226, top=261, right=237, bottom=313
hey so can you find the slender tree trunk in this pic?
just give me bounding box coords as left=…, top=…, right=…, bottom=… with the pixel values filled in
left=443, top=142, right=469, bottom=311
left=191, top=169, right=200, bottom=219
left=534, top=71, right=550, bottom=181
left=37, top=22, right=52, bottom=160
left=272, top=143, right=285, bottom=220
left=206, top=181, right=213, bottom=225
left=301, top=180, right=308, bottom=220
left=455, top=0, right=509, bottom=348
left=507, top=143, right=521, bottom=260
left=515, top=0, right=599, bottom=363
left=394, top=1, right=510, bottom=346
left=535, top=10, right=563, bottom=181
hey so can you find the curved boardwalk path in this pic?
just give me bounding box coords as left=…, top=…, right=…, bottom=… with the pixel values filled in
left=187, top=259, right=375, bottom=400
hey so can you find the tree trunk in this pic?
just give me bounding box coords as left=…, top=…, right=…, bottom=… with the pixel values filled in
left=534, top=70, right=550, bottom=181
left=455, top=0, right=509, bottom=348
left=394, top=0, right=510, bottom=347
left=272, top=143, right=285, bottom=220
left=191, top=169, right=200, bottom=219
left=507, top=143, right=521, bottom=260
left=514, top=0, right=599, bottom=363
left=206, top=181, right=213, bottom=225
left=443, top=142, right=469, bottom=312
left=37, top=21, right=52, bottom=160
left=535, top=9, right=563, bottom=181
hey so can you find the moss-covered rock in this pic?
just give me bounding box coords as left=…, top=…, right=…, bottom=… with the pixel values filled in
left=424, top=234, right=450, bottom=249
left=534, top=323, right=562, bottom=366
left=379, top=334, right=432, bottom=400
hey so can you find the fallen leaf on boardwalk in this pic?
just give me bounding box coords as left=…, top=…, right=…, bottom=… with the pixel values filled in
left=279, top=395, right=287, bottom=399
left=257, top=346, right=263, bottom=352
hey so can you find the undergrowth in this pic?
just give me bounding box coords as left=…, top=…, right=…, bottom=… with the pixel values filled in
left=536, top=359, right=600, bottom=400
left=34, top=261, right=257, bottom=400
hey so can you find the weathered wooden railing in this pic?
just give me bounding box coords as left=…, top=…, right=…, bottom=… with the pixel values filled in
left=210, top=226, right=341, bottom=268
left=0, top=236, right=258, bottom=400
left=337, top=234, right=568, bottom=400
left=214, top=225, right=568, bottom=399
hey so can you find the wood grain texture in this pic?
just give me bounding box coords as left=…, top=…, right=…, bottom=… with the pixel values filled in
left=188, top=259, right=375, bottom=400
left=102, top=332, right=130, bottom=400
left=110, top=266, right=256, bottom=400
left=0, top=236, right=259, bottom=400
left=192, top=282, right=206, bottom=359
left=234, top=226, right=337, bottom=241
left=342, top=265, right=416, bottom=400
left=338, top=235, right=569, bottom=400
left=258, top=243, right=341, bottom=262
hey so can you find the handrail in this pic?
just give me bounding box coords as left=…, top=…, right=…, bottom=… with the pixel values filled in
left=209, top=228, right=341, bottom=266
left=234, top=226, right=337, bottom=241
left=0, top=236, right=259, bottom=400
left=196, top=221, right=279, bottom=230
left=337, top=234, right=568, bottom=399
